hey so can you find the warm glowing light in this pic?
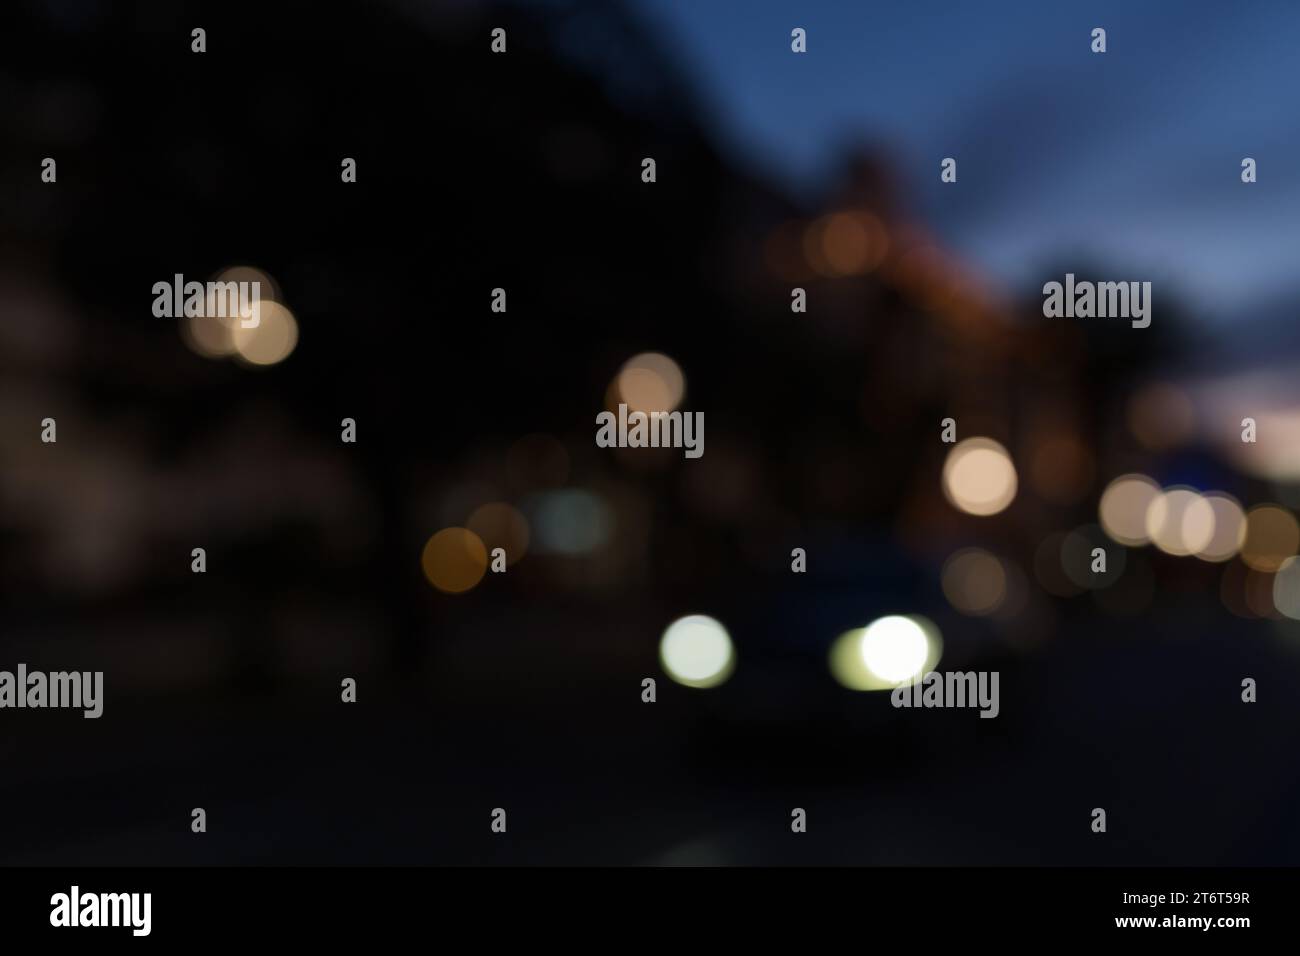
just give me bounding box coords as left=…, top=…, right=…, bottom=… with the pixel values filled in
left=1241, top=504, right=1300, bottom=572
left=941, top=548, right=1006, bottom=615
left=1145, top=487, right=1215, bottom=556
left=861, top=615, right=938, bottom=684
left=181, top=266, right=283, bottom=361
left=942, top=438, right=1017, bottom=516
left=1098, top=474, right=1160, bottom=546
left=1195, top=493, right=1247, bottom=562
left=614, top=352, right=684, bottom=413
left=421, top=527, right=488, bottom=593
left=829, top=615, right=942, bottom=691
left=828, top=630, right=873, bottom=690
left=232, top=300, right=298, bottom=366
left=808, top=211, right=888, bottom=276
left=659, top=615, right=734, bottom=689
left=182, top=311, right=237, bottom=358
left=215, top=265, right=280, bottom=302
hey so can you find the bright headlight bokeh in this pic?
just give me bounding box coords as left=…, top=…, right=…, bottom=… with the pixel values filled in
left=659, top=615, right=734, bottom=689
left=829, top=614, right=942, bottom=691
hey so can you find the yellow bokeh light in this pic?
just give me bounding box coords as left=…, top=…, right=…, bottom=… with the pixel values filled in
left=182, top=265, right=283, bottom=361
left=942, top=438, right=1017, bottom=516
left=659, top=615, right=734, bottom=689
left=232, top=300, right=298, bottom=367
left=1195, top=493, right=1247, bottom=562
left=829, top=615, right=942, bottom=691
left=1098, top=474, right=1160, bottom=546
left=1145, top=487, right=1215, bottom=556
left=1241, top=504, right=1300, bottom=572
left=613, top=352, right=684, bottom=414
left=214, top=265, right=280, bottom=303
left=809, top=211, right=889, bottom=276
left=182, top=310, right=237, bottom=358
left=421, top=527, right=488, bottom=594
